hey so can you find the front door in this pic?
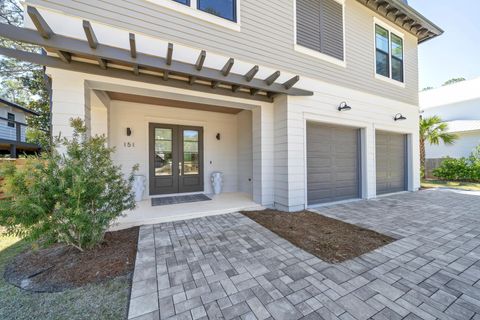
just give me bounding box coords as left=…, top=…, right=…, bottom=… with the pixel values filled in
left=149, top=123, right=204, bottom=195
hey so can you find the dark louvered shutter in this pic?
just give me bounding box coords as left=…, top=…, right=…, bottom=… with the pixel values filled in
left=296, top=0, right=344, bottom=61
left=296, top=0, right=322, bottom=52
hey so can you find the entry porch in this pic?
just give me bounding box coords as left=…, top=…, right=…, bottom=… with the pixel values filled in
left=66, top=74, right=276, bottom=227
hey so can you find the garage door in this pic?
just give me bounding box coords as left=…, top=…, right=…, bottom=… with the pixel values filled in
left=376, top=131, right=407, bottom=195
left=307, top=122, right=360, bottom=205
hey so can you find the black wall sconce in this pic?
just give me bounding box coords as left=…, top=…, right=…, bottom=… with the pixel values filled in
left=126, top=127, right=132, bottom=136
left=394, top=113, right=407, bottom=121
left=338, top=101, right=352, bottom=111
left=216, top=133, right=221, bottom=140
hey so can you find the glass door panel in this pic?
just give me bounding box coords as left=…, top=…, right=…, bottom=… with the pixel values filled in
left=183, top=129, right=199, bottom=175
left=154, top=128, right=173, bottom=176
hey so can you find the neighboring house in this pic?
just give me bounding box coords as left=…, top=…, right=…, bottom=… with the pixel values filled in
left=0, top=0, right=441, bottom=217
left=420, top=77, right=480, bottom=160
left=0, top=97, right=40, bottom=157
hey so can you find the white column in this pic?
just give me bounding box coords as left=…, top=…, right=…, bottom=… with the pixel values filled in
left=90, top=90, right=110, bottom=137
left=364, top=124, right=376, bottom=199
left=409, top=131, right=421, bottom=191
left=49, top=69, right=87, bottom=139
left=252, top=104, right=274, bottom=206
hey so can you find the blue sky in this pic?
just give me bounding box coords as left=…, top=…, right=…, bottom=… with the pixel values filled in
left=408, top=0, right=480, bottom=89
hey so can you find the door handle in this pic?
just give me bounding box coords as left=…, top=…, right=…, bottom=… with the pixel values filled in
left=178, top=162, right=182, bottom=176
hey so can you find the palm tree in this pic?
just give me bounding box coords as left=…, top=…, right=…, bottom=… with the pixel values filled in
left=420, top=116, right=458, bottom=178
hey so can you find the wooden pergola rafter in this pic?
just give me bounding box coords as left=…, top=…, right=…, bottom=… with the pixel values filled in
left=0, top=6, right=313, bottom=103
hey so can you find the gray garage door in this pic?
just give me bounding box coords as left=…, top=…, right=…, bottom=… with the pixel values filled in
left=307, top=122, right=360, bottom=205
left=376, top=131, right=407, bottom=195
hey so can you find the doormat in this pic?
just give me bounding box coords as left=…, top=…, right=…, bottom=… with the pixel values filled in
left=151, top=194, right=211, bottom=206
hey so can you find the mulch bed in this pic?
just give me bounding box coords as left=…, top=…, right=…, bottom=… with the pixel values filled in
left=4, top=227, right=139, bottom=293
left=241, top=210, right=394, bottom=263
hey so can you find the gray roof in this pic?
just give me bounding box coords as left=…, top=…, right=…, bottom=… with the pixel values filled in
left=0, top=97, right=40, bottom=116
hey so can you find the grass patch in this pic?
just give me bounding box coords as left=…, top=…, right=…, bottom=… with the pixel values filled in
left=421, top=179, right=480, bottom=191
left=0, top=232, right=131, bottom=320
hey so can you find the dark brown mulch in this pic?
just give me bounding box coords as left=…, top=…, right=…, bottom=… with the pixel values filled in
left=241, top=210, right=395, bottom=263
left=4, top=227, right=139, bottom=293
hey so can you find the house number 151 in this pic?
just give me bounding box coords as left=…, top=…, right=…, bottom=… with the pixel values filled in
left=124, top=142, right=135, bottom=148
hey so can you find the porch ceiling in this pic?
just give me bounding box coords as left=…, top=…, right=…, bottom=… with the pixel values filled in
left=106, top=91, right=244, bottom=114
left=0, top=6, right=313, bottom=103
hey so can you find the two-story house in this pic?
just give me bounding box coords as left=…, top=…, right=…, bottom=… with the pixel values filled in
left=0, top=0, right=442, bottom=224
left=0, top=97, right=40, bottom=157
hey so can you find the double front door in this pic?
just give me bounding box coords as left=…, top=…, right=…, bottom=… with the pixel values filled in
left=149, top=123, right=204, bottom=195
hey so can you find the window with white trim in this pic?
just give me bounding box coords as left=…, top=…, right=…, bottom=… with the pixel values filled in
left=171, top=0, right=237, bottom=22
left=375, top=23, right=404, bottom=83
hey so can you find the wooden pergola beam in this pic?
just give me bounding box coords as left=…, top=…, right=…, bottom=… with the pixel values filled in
left=98, top=58, right=107, bottom=70
left=283, top=76, right=300, bottom=90
left=0, top=13, right=313, bottom=96
left=221, top=58, right=234, bottom=76
left=27, top=6, right=70, bottom=64
left=245, top=65, right=259, bottom=82
left=164, top=43, right=173, bottom=80
left=82, top=20, right=98, bottom=49
left=27, top=6, right=53, bottom=39
left=129, top=33, right=137, bottom=59
left=57, top=51, right=72, bottom=63
left=195, top=50, right=206, bottom=71
left=0, top=46, right=274, bottom=102
left=265, top=71, right=281, bottom=86
left=166, top=43, right=173, bottom=65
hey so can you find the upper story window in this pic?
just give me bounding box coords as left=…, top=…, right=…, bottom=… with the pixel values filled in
left=375, top=22, right=404, bottom=83
left=295, top=0, right=345, bottom=66
left=7, top=113, right=15, bottom=128
left=171, top=0, right=236, bottom=22
left=198, top=0, right=236, bottom=22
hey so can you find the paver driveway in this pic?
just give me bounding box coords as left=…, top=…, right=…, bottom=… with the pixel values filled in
left=128, top=189, right=480, bottom=320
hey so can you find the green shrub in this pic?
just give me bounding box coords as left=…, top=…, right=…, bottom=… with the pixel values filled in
left=433, top=145, right=480, bottom=182
left=0, top=118, right=137, bottom=251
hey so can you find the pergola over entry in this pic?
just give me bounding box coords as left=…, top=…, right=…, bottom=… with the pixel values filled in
left=0, top=6, right=313, bottom=103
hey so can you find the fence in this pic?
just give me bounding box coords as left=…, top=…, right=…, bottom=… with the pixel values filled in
left=0, top=159, right=27, bottom=200
left=425, top=158, right=446, bottom=179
